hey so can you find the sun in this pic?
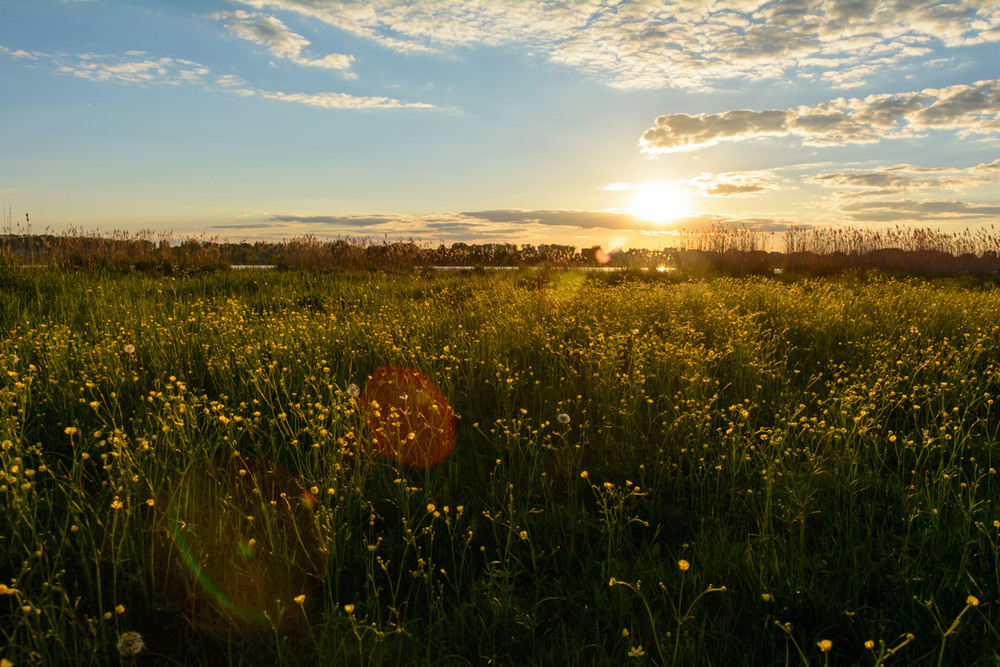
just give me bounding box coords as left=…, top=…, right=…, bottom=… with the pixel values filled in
left=627, top=184, right=693, bottom=223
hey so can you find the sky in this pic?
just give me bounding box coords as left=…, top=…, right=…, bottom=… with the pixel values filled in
left=2, top=0, right=999, bottom=251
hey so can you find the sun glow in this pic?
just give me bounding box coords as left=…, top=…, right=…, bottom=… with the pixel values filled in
left=627, top=184, right=693, bottom=223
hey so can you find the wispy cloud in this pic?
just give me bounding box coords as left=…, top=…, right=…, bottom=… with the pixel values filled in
left=215, top=10, right=355, bottom=75
left=810, top=159, right=1000, bottom=196
left=640, top=77, right=1000, bottom=153
left=235, top=0, right=1000, bottom=90
left=606, top=171, right=781, bottom=199
left=0, top=45, right=435, bottom=110
left=689, top=171, right=781, bottom=197
left=269, top=214, right=399, bottom=226
left=260, top=90, right=434, bottom=109
left=840, top=199, right=1000, bottom=222
left=460, top=209, right=647, bottom=231
left=0, top=45, right=213, bottom=86
left=247, top=208, right=804, bottom=244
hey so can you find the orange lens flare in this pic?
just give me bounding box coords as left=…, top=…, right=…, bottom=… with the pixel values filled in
left=361, top=366, right=456, bottom=468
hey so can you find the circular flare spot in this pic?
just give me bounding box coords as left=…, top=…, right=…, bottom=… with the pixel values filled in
left=361, top=366, right=456, bottom=468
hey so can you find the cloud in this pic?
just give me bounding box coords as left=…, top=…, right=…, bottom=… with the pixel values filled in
left=238, top=209, right=805, bottom=246
left=261, top=90, right=435, bottom=110
left=235, top=0, right=1000, bottom=90
left=606, top=171, right=779, bottom=199
left=215, top=10, right=355, bottom=74
left=640, top=77, right=1000, bottom=153
left=810, top=159, right=1000, bottom=195
left=840, top=198, right=1000, bottom=222
left=210, top=223, right=285, bottom=229
left=689, top=171, right=779, bottom=197
left=1, top=47, right=214, bottom=86
left=460, top=209, right=648, bottom=231
left=0, top=44, right=435, bottom=111
left=269, top=214, right=398, bottom=226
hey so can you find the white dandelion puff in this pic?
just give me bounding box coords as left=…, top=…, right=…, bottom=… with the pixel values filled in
left=557, top=413, right=571, bottom=425
left=346, top=383, right=360, bottom=398
left=116, top=631, right=145, bottom=658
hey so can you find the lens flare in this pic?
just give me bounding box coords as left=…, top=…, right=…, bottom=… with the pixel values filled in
left=361, top=366, right=456, bottom=468
left=154, top=459, right=326, bottom=637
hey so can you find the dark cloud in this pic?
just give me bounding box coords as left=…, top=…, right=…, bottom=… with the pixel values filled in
left=269, top=214, right=396, bottom=226
left=211, top=223, right=284, bottom=229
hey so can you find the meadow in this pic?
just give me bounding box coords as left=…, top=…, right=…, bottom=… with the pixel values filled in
left=1, top=265, right=999, bottom=665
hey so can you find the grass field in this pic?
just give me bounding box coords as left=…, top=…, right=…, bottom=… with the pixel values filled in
left=1, top=266, right=999, bottom=665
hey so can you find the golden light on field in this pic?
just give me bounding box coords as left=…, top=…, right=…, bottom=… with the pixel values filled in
left=627, top=183, right=693, bottom=224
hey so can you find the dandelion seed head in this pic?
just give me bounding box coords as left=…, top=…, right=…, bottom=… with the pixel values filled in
left=116, top=631, right=145, bottom=658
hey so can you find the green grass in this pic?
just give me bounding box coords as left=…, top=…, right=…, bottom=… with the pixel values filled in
left=1, top=267, right=999, bottom=665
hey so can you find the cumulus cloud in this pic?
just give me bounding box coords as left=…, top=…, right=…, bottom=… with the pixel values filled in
left=0, top=45, right=435, bottom=110
left=235, top=0, right=1000, bottom=90
left=640, top=78, right=1000, bottom=153
left=215, top=10, right=355, bottom=74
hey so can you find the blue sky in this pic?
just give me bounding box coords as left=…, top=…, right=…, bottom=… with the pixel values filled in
left=2, top=0, right=999, bottom=250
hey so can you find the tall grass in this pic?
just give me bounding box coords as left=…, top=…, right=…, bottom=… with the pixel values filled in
left=1, top=267, right=999, bottom=664
left=3, top=223, right=1000, bottom=274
